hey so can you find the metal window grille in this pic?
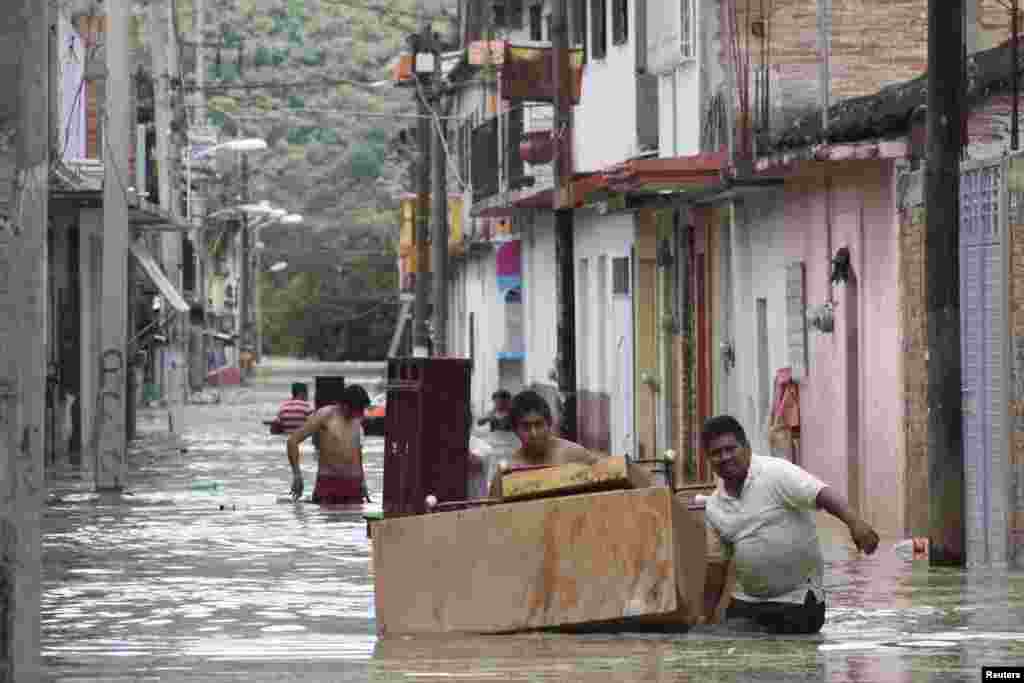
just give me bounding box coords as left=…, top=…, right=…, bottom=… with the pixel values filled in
left=612, top=256, right=630, bottom=294
left=529, top=4, right=543, bottom=41
left=612, top=0, right=628, bottom=45
left=591, top=0, right=607, bottom=59
left=680, top=0, right=695, bottom=59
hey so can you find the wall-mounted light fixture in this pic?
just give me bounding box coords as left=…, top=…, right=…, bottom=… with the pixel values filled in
left=657, top=238, right=674, bottom=268
left=808, top=302, right=835, bottom=334
left=720, top=341, right=736, bottom=373
left=831, top=246, right=852, bottom=286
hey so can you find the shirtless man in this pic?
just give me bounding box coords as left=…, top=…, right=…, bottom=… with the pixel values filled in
left=287, top=384, right=372, bottom=504
left=489, top=390, right=599, bottom=495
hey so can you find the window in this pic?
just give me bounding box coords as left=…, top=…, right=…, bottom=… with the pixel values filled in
left=572, top=0, right=587, bottom=48
left=493, top=0, right=524, bottom=28
left=612, top=256, right=630, bottom=295
left=530, top=4, right=543, bottom=41
left=546, top=14, right=553, bottom=41
left=492, top=1, right=507, bottom=27
left=680, top=0, right=695, bottom=59
left=612, top=0, right=628, bottom=45
left=590, top=0, right=607, bottom=59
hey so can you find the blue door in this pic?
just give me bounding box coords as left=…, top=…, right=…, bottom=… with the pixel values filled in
left=959, top=162, right=1007, bottom=567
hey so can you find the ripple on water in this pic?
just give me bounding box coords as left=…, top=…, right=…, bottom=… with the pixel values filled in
left=43, top=379, right=1024, bottom=683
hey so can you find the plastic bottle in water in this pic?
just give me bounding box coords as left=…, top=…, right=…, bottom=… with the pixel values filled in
left=191, top=480, right=224, bottom=493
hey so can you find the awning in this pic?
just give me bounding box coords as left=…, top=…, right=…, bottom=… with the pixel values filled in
left=602, top=152, right=728, bottom=195
left=129, top=241, right=190, bottom=313
left=129, top=198, right=196, bottom=232
left=470, top=153, right=729, bottom=218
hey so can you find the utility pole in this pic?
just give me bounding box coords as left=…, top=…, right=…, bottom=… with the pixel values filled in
left=1, top=1, right=49, bottom=675
left=552, top=0, right=577, bottom=442
left=430, top=43, right=449, bottom=357
left=255, top=236, right=263, bottom=363
left=152, top=0, right=186, bottom=431
left=192, top=0, right=210, bottom=391
left=926, top=0, right=965, bottom=566
left=412, top=25, right=435, bottom=358
left=239, top=154, right=252, bottom=380
left=97, top=0, right=130, bottom=490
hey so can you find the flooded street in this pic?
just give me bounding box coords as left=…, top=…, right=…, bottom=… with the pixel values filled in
left=42, top=362, right=1024, bottom=681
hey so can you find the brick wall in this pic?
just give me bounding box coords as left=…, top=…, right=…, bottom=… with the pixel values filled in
left=1007, top=156, right=1024, bottom=565
left=746, top=0, right=1011, bottom=137
left=898, top=172, right=928, bottom=538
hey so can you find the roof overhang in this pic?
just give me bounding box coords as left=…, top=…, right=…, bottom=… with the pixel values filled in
left=129, top=240, right=190, bottom=313
left=755, top=138, right=909, bottom=174
left=49, top=184, right=199, bottom=233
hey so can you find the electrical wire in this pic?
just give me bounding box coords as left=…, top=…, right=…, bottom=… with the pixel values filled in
left=102, top=127, right=135, bottom=209
left=414, top=75, right=467, bottom=191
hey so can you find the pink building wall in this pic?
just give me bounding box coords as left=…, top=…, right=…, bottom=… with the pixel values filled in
left=783, top=161, right=904, bottom=535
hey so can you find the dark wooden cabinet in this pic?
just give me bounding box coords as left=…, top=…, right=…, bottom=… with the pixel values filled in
left=384, top=357, right=472, bottom=516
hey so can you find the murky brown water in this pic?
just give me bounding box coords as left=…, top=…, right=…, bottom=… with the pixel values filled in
left=42, top=365, right=1024, bottom=681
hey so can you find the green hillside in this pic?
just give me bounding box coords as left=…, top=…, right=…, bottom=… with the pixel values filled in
left=176, top=0, right=457, bottom=358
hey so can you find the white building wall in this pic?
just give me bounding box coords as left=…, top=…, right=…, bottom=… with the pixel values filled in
left=523, top=211, right=558, bottom=390
left=460, top=248, right=501, bottom=418
left=727, top=193, right=789, bottom=455
left=573, top=0, right=638, bottom=171
left=573, top=209, right=634, bottom=454
left=659, top=65, right=702, bottom=158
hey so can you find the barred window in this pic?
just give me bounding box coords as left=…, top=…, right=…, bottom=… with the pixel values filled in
left=612, top=0, right=628, bottom=46
left=591, top=0, right=607, bottom=59
left=680, top=0, right=695, bottom=59
left=612, top=256, right=630, bottom=295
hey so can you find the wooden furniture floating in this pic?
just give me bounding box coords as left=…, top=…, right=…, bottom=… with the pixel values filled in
left=372, top=486, right=712, bottom=635
left=498, top=454, right=632, bottom=500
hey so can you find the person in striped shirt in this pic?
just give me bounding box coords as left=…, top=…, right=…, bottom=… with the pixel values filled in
left=274, top=383, right=313, bottom=434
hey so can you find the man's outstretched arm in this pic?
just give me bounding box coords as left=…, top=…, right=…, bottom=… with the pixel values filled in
left=816, top=486, right=880, bottom=554
left=287, top=413, right=323, bottom=499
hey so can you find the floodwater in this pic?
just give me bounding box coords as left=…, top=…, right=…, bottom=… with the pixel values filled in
left=43, top=361, right=1024, bottom=682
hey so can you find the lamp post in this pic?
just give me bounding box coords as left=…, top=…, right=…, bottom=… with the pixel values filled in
left=253, top=212, right=301, bottom=366
left=191, top=137, right=268, bottom=384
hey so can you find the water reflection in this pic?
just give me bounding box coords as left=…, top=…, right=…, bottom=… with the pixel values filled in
left=41, top=367, right=1024, bottom=682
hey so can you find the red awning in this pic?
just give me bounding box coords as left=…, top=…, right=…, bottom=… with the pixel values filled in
left=471, top=152, right=728, bottom=217
left=603, top=151, right=728, bottom=194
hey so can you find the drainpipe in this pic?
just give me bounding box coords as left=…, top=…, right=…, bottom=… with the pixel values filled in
left=553, top=0, right=578, bottom=442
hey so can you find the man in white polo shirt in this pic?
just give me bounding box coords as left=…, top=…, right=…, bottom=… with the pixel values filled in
left=700, top=415, right=879, bottom=634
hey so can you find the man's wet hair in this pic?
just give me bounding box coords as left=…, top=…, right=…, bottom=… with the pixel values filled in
left=510, top=390, right=552, bottom=426
left=291, top=382, right=308, bottom=398
left=492, top=389, right=512, bottom=401
left=341, top=384, right=371, bottom=410
left=700, top=415, right=749, bottom=450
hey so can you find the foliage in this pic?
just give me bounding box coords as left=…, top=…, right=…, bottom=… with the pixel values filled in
left=259, top=270, right=321, bottom=357
left=183, top=0, right=456, bottom=358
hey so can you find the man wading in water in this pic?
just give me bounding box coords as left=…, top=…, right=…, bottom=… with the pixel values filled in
left=700, top=415, right=879, bottom=634
left=287, top=384, right=372, bottom=504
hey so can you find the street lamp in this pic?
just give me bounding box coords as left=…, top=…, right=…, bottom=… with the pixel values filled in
left=188, top=136, right=270, bottom=385
left=248, top=209, right=303, bottom=368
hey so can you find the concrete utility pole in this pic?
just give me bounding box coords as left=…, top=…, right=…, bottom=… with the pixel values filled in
left=97, top=0, right=131, bottom=490
left=552, top=0, right=578, bottom=442
left=152, top=0, right=186, bottom=431
left=0, top=1, right=49, bottom=675
left=412, top=25, right=435, bottom=358
left=430, top=46, right=449, bottom=357
left=926, top=0, right=965, bottom=566
left=239, top=154, right=252, bottom=380
left=192, top=0, right=210, bottom=390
